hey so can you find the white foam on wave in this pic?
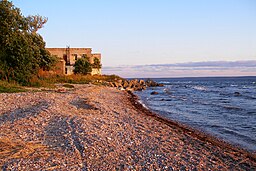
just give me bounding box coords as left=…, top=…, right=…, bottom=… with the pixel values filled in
left=192, top=86, right=207, bottom=91
left=231, top=84, right=238, bottom=87
left=159, top=81, right=171, bottom=84
left=138, top=100, right=149, bottom=109
left=163, top=87, right=172, bottom=94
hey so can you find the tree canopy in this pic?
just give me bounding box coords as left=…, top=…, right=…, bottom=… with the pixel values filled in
left=0, top=0, right=56, bottom=84
left=73, top=57, right=92, bottom=75
left=92, top=58, right=102, bottom=69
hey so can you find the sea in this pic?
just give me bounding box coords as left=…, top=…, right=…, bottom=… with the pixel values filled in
left=134, top=76, right=256, bottom=152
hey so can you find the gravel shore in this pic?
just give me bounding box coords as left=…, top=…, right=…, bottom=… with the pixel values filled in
left=0, top=84, right=255, bottom=170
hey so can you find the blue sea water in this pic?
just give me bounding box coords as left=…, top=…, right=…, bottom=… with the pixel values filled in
left=135, top=77, right=256, bottom=152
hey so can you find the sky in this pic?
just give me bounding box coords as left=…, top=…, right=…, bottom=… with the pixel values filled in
left=11, top=0, right=256, bottom=77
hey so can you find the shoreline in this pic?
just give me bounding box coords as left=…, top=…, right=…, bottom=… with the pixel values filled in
left=127, top=90, right=256, bottom=161
left=0, top=85, right=255, bottom=170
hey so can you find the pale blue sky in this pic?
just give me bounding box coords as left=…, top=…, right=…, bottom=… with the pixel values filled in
left=11, top=0, right=256, bottom=77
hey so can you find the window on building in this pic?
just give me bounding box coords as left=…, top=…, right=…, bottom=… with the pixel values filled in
left=63, top=54, right=67, bottom=63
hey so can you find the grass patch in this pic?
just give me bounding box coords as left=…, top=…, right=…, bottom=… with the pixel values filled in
left=31, top=74, right=124, bottom=87
left=0, top=81, right=27, bottom=93
left=0, top=74, right=124, bottom=93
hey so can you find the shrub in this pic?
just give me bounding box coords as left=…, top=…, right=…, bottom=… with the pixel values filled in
left=73, top=58, right=92, bottom=75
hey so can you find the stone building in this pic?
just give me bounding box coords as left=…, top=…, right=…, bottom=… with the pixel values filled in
left=46, top=47, right=101, bottom=75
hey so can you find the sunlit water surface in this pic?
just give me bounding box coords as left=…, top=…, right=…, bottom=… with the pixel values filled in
left=135, top=77, right=256, bottom=152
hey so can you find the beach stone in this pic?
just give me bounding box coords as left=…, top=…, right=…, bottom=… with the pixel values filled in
left=234, top=92, right=241, bottom=96
left=109, top=82, right=115, bottom=87
left=126, top=88, right=134, bottom=92
left=113, top=82, right=121, bottom=87
left=146, top=79, right=157, bottom=87
left=150, top=91, right=159, bottom=95
left=56, top=88, right=66, bottom=93
left=123, top=81, right=129, bottom=88
left=139, top=80, right=145, bottom=85
left=118, top=87, right=125, bottom=91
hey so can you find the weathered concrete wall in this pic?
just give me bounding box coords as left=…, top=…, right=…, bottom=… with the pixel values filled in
left=65, top=66, right=74, bottom=75
left=55, top=59, right=66, bottom=75
left=46, top=48, right=102, bottom=75
left=46, top=48, right=92, bottom=65
left=69, top=48, right=92, bottom=65
left=91, top=53, right=102, bottom=75
left=46, top=48, right=67, bottom=60
left=38, top=59, right=65, bottom=76
left=91, top=68, right=101, bottom=75
left=91, top=53, right=101, bottom=64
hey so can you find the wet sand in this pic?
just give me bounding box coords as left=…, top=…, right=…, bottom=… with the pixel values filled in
left=0, top=84, right=255, bottom=170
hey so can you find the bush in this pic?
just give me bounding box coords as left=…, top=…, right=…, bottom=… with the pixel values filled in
left=73, top=58, right=92, bottom=75
left=92, top=58, right=102, bottom=69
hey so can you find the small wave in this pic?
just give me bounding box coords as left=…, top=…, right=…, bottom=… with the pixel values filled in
left=243, top=95, right=256, bottom=100
left=192, top=86, right=207, bottom=91
left=230, top=84, right=238, bottom=87
left=221, top=128, right=241, bottom=137
left=218, top=98, right=228, bottom=101
left=246, top=111, right=256, bottom=115
left=221, top=128, right=255, bottom=143
left=210, top=124, right=222, bottom=128
left=219, top=98, right=230, bottom=104
left=163, top=88, right=172, bottom=95
left=159, top=81, right=171, bottom=84
left=223, top=105, right=242, bottom=110
left=160, top=98, right=173, bottom=101
left=138, top=100, right=149, bottom=109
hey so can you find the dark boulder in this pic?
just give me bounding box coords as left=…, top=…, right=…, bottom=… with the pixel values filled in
left=108, top=78, right=163, bottom=91
left=150, top=91, right=159, bottom=95
left=146, top=79, right=164, bottom=87
left=234, top=92, right=241, bottom=96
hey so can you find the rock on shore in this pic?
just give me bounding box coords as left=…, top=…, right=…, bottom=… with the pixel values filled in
left=0, top=85, right=255, bottom=170
left=107, top=79, right=164, bottom=91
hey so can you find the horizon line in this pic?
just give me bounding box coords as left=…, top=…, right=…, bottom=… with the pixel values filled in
left=123, top=75, right=256, bottom=79
left=103, top=60, right=256, bottom=68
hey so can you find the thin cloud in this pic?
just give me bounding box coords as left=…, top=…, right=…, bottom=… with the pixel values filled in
left=102, top=60, right=256, bottom=78
left=142, top=60, right=256, bottom=68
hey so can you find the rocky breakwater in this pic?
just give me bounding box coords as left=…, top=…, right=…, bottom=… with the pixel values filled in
left=108, top=79, right=164, bottom=91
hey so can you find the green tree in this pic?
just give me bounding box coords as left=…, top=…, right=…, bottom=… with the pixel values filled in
left=27, top=15, right=48, bottom=34
left=92, top=58, right=102, bottom=69
left=73, top=58, right=92, bottom=75
left=0, top=0, right=56, bottom=84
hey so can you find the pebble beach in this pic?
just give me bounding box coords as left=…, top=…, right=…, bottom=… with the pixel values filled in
left=0, top=84, right=255, bottom=170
